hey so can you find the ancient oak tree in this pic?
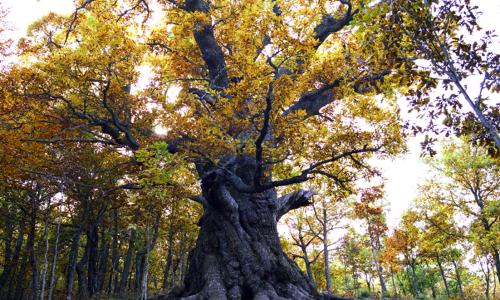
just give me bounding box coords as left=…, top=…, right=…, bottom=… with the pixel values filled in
left=5, top=0, right=420, bottom=299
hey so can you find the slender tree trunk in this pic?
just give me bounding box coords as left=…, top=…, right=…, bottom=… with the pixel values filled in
left=86, top=225, right=99, bottom=296
left=436, top=255, right=451, bottom=298
left=494, top=249, right=500, bottom=284
left=1, top=219, right=25, bottom=295
left=141, top=250, right=150, bottom=300
left=97, top=225, right=109, bottom=293
left=396, top=273, right=406, bottom=296
left=493, top=264, right=497, bottom=297
left=431, top=26, right=500, bottom=148
left=177, top=239, right=186, bottom=284
left=40, top=199, right=51, bottom=300
left=76, top=241, right=90, bottom=299
left=4, top=216, right=13, bottom=259
left=97, top=239, right=109, bottom=293
left=365, top=274, right=371, bottom=293
left=368, top=235, right=387, bottom=297
left=411, top=264, right=419, bottom=297
left=128, top=259, right=135, bottom=291
left=47, top=214, right=61, bottom=300
left=322, top=200, right=332, bottom=293
left=391, top=273, right=397, bottom=298
left=108, top=209, right=119, bottom=294
left=135, top=249, right=145, bottom=292
left=118, top=208, right=139, bottom=295
left=162, top=230, right=174, bottom=290
left=452, top=259, right=465, bottom=300
left=28, top=204, right=39, bottom=300
left=138, top=211, right=159, bottom=300
left=170, top=257, right=178, bottom=289
left=0, top=217, right=13, bottom=288
left=294, top=219, right=316, bottom=289
left=423, top=263, right=436, bottom=299
left=430, top=279, right=436, bottom=299
left=352, top=266, right=359, bottom=296
left=65, top=228, right=82, bottom=300
left=323, top=238, right=332, bottom=292
left=483, top=260, right=491, bottom=300
left=301, top=244, right=316, bottom=289
left=365, top=218, right=387, bottom=298
left=14, top=248, right=29, bottom=300
left=407, top=264, right=419, bottom=297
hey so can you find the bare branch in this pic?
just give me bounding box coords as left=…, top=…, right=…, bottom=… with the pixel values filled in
left=260, top=145, right=381, bottom=191
left=64, top=0, right=95, bottom=45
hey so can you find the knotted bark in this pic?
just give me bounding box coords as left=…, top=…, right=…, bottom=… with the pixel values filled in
left=153, top=156, right=352, bottom=300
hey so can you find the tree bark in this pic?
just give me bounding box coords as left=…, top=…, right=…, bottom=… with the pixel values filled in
left=170, top=257, right=178, bottom=290
left=65, top=228, right=82, bottom=300
left=429, top=275, right=436, bottom=299
left=493, top=263, right=496, bottom=297
left=0, top=218, right=25, bottom=295
left=493, top=249, right=500, bottom=284
left=177, top=239, right=187, bottom=285
left=480, top=259, right=490, bottom=300
left=322, top=199, right=332, bottom=293
left=162, top=229, right=174, bottom=290
left=390, top=273, right=397, bottom=298
left=135, top=211, right=160, bottom=299
left=366, top=218, right=387, bottom=297
left=407, top=264, right=419, bottom=297
left=452, top=259, right=465, bottom=300
left=352, top=265, right=359, bottom=296
left=137, top=211, right=160, bottom=300
left=14, top=247, right=29, bottom=300
left=118, top=208, right=139, bottom=295
left=28, top=203, right=39, bottom=300
left=76, top=240, right=90, bottom=299
left=86, top=224, right=99, bottom=296
left=301, top=244, right=316, bottom=289
left=160, top=156, right=346, bottom=300
left=40, top=199, right=51, bottom=300
left=97, top=226, right=109, bottom=293
left=436, top=255, right=451, bottom=298
left=108, top=209, right=119, bottom=294
left=0, top=214, right=14, bottom=288
left=47, top=214, right=61, bottom=300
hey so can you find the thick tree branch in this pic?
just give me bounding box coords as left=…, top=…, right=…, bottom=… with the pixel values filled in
left=314, top=0, right=359, bottom=47
left=284, top=80, right=341, bottom=116
left=182, top=0, right=229, bottom=90
left=276, top=189, right=316, bottom=220
left=188, top=87, right=216, bottom=106
left=285, top=69, right=389, bottom=117
left=20, top=138, right=119, bottom=146
left=254, top=84, right=274, bottom=188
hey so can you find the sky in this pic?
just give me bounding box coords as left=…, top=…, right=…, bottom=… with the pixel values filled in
left=3, top=0, right=498, bottom=229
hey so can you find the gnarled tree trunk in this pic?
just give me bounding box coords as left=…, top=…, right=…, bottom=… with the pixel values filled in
left=164, top=156, right=350, bottom=300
